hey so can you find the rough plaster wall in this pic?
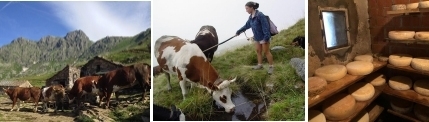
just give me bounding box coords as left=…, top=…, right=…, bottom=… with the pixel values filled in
left=308, top=0, right=372, bottom=76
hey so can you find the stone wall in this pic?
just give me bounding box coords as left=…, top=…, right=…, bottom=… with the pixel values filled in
left=308, top=0, right=371, bottom=76
left=80, top=57, right=122, bottom=77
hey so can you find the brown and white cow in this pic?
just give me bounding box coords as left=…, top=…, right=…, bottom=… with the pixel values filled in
left=41, top=84, right=66, bottom=113
left=3, top=87, right=41, bottom=112
left=98, top=63, right=151, bottom=108
left=155, top=35, right=236, bottom=113
left=67, top=76, right=103, bottom=108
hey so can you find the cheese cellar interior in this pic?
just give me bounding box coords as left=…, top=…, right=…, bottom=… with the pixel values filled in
left=308, top=0, right=429, bottom=122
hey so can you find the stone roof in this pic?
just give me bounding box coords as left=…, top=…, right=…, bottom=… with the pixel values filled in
left=79, top=56, right=124, bottom=68
left=0, top=80, right=32, bottom=87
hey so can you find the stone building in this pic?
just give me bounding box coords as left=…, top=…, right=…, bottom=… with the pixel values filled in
left=79, top=56, right=123, bottom=77
left=45, top=65, right=80, bottom=90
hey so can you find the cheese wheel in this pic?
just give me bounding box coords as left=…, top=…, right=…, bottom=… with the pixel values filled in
left=392, top=4, right=407, bottom=10
left=315, top=65, right=347, bottom=82
left=414, top=80, right=429, bottom=96
left=354, top=112, right=369, bottom=122
left=309, top=77, right=328, bottom=97
left=389, top=76, right=413, bottom=90
left=415, top=32, right=429, bottom=41
left=390, top=97, right=413, bottom=113
left=414, top=104, right=429, bottom=122
left=407, top=2, right=419, bottom=10
left=309, top=110, right=326, bottom=122
left=419, top=1, right=429, bottom=8
left=389, top=54, right=413, bottom=67
left=354, top=55, right=373, bottom=62
left=322, top=93, right=356, bottom=121
left=388, top=31, right=415, bottom=40
left=346, top=61, right=374, bottom=75
left=364, top=73, right=386, bottom=86
left=378, top=56, right=389, bottom=62
left=348, top=82, right=375, bottom=101
left=411, top=57, right=429, bottom=71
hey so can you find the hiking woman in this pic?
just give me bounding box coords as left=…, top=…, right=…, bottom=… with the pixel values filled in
left=236, top=1, right=274, bottom=75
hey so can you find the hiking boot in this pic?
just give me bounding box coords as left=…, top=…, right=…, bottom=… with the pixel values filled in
left=253, top=64, right=263, bottom=70
left=268, top=67, right=274, bottom=75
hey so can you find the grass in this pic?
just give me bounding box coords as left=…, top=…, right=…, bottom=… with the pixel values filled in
left=108, top=102, right=150, bottom=122
left=153, top=18, right=305, bottom=121
left=14, top=72, right=56, bottom=87
left=75, top=115, right=94, bottom=122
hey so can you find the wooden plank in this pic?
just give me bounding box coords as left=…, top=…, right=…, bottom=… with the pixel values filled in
left=309, top=61, right=387, bottom=108
left=388, top=39, right=429, bottom=45
left=387, top=109, right=422, bottom=122
left=366, top=104, right=384, bottom=122
left=387, top=64, right=429, bottom=76
left=326, top=85, right=385, bottom=122
left=383, top=86, right=429, bottom=108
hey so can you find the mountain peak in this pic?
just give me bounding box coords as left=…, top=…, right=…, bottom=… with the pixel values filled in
left=65, top=30, right=89, bottom=41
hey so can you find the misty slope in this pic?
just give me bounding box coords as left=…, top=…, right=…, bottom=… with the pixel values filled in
left=0, top=28, right=151, bottom=81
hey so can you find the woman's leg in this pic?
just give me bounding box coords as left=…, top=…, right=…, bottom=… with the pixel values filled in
left=262, top=41, right=274, bottom=74
left=253, top=42, right=263, bottom=69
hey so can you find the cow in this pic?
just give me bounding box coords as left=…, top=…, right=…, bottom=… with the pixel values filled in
left=155, top=35, right=236, bottom=113
left=152, top=104, right=186, bottom=121
left=2, top=87, right=41, bottom=112
left=291, top=36, right=305, bottom=49
left=153, top=65, right=172, bottom=91
left=67, top=76, right=103, bottom=111
left=41, top=84, right=66, bottom=113
left=190, top=25, right=219, bottom=63
left=97, top=63, right=151, bottom=109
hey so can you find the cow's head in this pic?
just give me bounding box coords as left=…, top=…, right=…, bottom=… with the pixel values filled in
left=52, top=85, right=66, bottom=100
left=291, top=36, right=304, bottom=47
left=211, top=77, right=237, bottom=113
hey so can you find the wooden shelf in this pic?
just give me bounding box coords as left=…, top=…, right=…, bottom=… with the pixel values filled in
left=387, top=109, right=421, bottom=122
left=367, top=104, right=384, bottom=122
left=387, top=64, right=429, bottom=76
left=387, top=8, right=429, bottom=15
left=326, top=85, right=386, bottom=122
left=309, top=61, right=387, bottom=108
left=383, top=86, right=429, bottom=108
left=387, top=38, right=429, bottom=45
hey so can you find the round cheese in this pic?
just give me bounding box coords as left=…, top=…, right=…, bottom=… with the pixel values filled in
left=309, top=77, right=328, bottom=97
left=309, top=110, right=326, bottom=122
left=392, top=4, right=407, bottom=10
left=389, top=76, right=413, bottom=90
left=354, top=112, right=370, bottom=122
left=407, top=2, right=419, bottom=10
left=411, top=57, right=429, bottom=71
left=390, top=97, right=413, bottom=113
left=322, top=93, right=356, bottom=121
left=378, top=56, right=389, bottom=62
left=388, top=31, right=415, bottom=40
left=415, top=32, right=429, bottom=41
left=414, top=80, right=429, bottom=96
left=346, top=61, right=374, bottom=76
left=414, top=104, right=429, bottom=122
left=348, top=82, right=375, bottom=101
left=419, top=1, right=429, bottom=8
left=354, top=55, right=373, bottom=62
left=389, top=54, right=413, bottom=67
left=315, top=65, right=347, bottom=82
left=364, top=73, right=386, bottom=86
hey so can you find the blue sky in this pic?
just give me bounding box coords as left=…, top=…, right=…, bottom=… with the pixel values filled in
left=0, top=1, right=151, bottom=46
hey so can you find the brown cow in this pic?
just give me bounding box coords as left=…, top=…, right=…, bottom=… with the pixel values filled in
left=98, top=63, right=151, bottom=108
left=155, top=35, right=236, bottom=113
left=41, top=84, right=66, bottom=113
left=67, top=76, right=103, bottom=109
left=3, top=87, right=41, bottom=112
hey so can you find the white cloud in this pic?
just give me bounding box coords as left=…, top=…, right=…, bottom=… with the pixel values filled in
left=48, top=1, right=151, bottom=41
left=152, top=0, right=305, bottom=65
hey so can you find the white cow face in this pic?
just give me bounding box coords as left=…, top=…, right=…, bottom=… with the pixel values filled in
left=212, top=77, right=236, bottom=113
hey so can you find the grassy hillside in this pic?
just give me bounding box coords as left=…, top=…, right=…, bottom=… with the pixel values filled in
left=154, top=19, right=305, bottom=121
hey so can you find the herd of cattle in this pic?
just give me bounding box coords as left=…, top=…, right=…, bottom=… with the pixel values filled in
left=2, top=63, right=151, bottom=115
